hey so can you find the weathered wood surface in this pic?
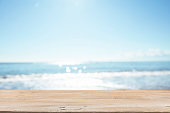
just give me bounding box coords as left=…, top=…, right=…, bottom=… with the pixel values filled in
left=0, top=90, right=170, bottom=113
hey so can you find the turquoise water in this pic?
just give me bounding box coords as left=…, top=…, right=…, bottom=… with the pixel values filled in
left=0, top=61, right=170, bottom=90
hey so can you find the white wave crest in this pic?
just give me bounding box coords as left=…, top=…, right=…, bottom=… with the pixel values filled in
left=0, top=71, right=170, bottom=90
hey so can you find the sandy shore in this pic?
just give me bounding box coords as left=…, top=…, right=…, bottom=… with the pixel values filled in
left=0, top=90, right=170, bottom=112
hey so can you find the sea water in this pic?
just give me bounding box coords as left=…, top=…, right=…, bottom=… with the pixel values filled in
left=0, top=61, right=170, bottom=90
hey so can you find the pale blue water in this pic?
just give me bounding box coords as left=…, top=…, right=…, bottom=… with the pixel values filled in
left=0, top=61, right=170, bottom=90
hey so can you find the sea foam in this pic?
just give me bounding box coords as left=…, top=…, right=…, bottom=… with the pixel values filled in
left=0, top=71, right=170, bottom=90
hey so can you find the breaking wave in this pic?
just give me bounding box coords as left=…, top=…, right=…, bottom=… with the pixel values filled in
left=0, top=71, right=170, bottom=90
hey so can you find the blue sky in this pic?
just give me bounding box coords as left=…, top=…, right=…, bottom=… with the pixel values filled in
left=0, top=0, right=170, bottom=63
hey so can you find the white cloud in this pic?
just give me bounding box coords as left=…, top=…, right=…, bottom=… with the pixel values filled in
left=164, top=50, right=170, bottom=55
left=122, top=48, right=170, bottom=59
left=146, top=48, right=162, bottom=56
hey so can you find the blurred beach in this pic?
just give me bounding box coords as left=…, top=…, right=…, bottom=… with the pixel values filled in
left=0, top=61, right=170, bottom=90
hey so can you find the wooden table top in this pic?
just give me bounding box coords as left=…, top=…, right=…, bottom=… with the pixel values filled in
left=0, top=90, right=170, bottom=113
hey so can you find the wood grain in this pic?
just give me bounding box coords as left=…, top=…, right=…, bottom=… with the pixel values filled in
left=0, top=90, right=170, bottom=112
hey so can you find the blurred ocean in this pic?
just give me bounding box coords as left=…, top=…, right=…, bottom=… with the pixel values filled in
left=0, top=61, right=170, bottom=90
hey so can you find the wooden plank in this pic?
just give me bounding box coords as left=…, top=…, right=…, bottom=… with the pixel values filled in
left=0, top=90, right=170, bottom=113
